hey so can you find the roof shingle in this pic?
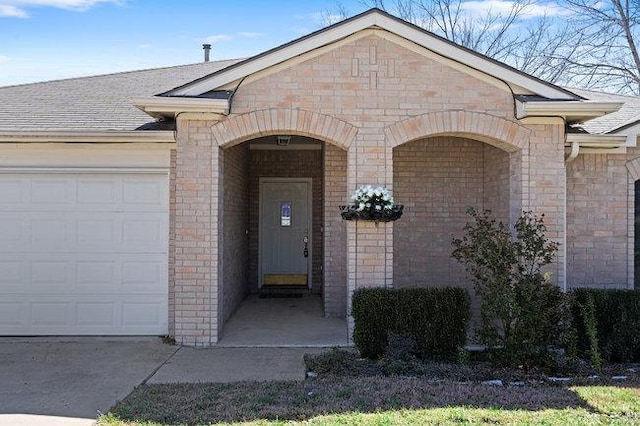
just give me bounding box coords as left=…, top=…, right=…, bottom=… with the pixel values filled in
left=0, top=59, right=241, bottom=132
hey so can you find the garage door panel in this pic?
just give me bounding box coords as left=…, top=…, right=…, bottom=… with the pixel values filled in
left=123, top=178, right=166, bottom=206
left=31, top=260, right=71, bottom=291
left=0, top=291, right=167, bottom=335
left=76, top=260, right=117, bottom=290
left=76, top=179, right=118, bottom=204
left=0, top=171, right=169, bottom=336
left=30, top=178, right=71, bottom=204
left=31, top=302, right=69, bottom=326
left=0, top=260, right=24, bottom=292
left=0, top=215, right=24, bottom=244
left=31, top=218, right=70, bottom=246
left=122, top=258, right=166, bottom=292
left=0, top=178, right=25, bottom=204
left=0, top=302, right=25, bottom=328
left=76, top=302, right=116, bottom=326
left=122, top=217, right=167, bottom=247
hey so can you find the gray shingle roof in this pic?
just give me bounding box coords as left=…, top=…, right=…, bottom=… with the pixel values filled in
left=0, top=59, right=241, bottom=132
left=0, top=58, right=637, bottom=134
left=570, top=88, right=640, bottom=134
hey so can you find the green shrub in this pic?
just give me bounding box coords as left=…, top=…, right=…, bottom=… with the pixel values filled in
left=351, top=287, right=470, bottom=361
left=569, top=288, right=640, bottom=363
left=451, top=209, right=565, bottom=367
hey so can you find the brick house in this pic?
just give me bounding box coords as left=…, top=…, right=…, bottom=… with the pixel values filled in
left=0, top=9, right=638, bottom=346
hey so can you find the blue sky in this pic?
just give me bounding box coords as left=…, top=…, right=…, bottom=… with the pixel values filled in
left=0, top=0, right=566, bottom=87
left=0, top=0, right=369, bottom=86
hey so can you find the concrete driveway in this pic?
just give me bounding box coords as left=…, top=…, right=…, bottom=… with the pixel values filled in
left=0, top=337, right=327, bottom=425
left=0, top=338, right=178, bottom=425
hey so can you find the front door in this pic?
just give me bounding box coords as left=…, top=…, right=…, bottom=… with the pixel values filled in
left=259, top=178, right=311, bottom=288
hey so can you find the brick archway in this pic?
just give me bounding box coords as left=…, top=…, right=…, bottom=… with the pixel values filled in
left=385, top=111, right=530, bottom=152
left=210, top=108, right=358, bottom=150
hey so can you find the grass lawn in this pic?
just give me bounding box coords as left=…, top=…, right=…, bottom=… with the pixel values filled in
left=99, top=379, right=640, bottom=425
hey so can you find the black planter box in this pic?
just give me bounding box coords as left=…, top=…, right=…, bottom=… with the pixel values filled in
left=339, top=204, right=404, bottom=222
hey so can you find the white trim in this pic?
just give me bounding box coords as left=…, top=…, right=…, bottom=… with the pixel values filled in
left=0, top=167, right=168, bottom=174
left=517, top=100, right=623, bottom=123
left=132, top=96, right=229, bottom=119
left=0, top=144, right=171, bottom=169
left=165, top=10, right=578, bottom=100
left=0, top=130, right=175, bottom=143
left=565, top=133, right=628, bottom=156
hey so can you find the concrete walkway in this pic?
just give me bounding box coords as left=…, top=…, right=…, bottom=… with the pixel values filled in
left=0, top=296, right=349, bottom=425
left=218, top=294, right=349, bottom=347
left=0, top=340, right=334, bottom=425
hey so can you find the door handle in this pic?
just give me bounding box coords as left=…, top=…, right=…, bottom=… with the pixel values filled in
left=303, top=235, right=309, bottom=257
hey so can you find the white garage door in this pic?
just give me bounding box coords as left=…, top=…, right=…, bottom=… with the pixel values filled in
left=0, top=171, right=169, bottom=335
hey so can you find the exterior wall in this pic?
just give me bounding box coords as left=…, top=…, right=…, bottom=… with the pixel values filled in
left=173, top=31, right=569, bottom=344
left=173, top=118, right=221, bottom=346
left=324, top=144, right=348, bottom=318
left=393, top=137, right=483, bottom=289
left=393, top=137, right=510, bottom=291
left=248, top=146, right=323, bottom=292
left=221, top=143, right=250, bottom=323
left=483, top=143, right=511, bottom=224
left=567, top=154, right=632, bottom=288
left=227, top=34, right=521, bottom=319
left=523, top=123, right=566, bottom=288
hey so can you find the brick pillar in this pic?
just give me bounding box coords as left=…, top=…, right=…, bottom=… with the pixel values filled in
left=521, top=122, right=566, bottom=289
left=173, top=118, right=221, bottom=346
left=346, top=128, right=394, bottom=341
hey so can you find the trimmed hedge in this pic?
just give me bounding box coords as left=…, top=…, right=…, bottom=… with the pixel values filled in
left=351, top=287, right=470, bottom=361
left=569, top=288, right=640, bottom=363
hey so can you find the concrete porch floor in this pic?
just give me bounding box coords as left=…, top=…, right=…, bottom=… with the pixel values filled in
left=217, top=294, right=349, bottom=347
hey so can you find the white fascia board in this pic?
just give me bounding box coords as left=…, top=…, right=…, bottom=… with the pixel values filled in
left=0, top=130, right=176, bottom=143
left=566, top=133, right=627, bottom=154
left=517, top=100, right=624, bottom=123
left=167, top=11, right=576, bottom=99
left=377, top=19, right=577, bottom=100
left=609, top=121, right=640, bottom=148
left=132, top=96, right=229, bottom=119
left=166, top=17, right=378, bottom=97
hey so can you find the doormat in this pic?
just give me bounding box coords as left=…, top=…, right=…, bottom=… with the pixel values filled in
left=259, top=293, right=303, bottom=299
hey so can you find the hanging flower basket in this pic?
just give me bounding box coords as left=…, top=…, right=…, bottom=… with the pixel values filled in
left=339, top=204, right=404, bottom=222
left=340, top=185, right=404, bottom=222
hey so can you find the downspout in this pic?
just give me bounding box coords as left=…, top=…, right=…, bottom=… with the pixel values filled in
left=562, top=137, right=579, bottom=293
left=565, top=139, right=579, bottom=163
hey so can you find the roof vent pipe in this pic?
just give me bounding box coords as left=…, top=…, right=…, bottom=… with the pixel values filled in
left=203, top=44, right=211, bottom=62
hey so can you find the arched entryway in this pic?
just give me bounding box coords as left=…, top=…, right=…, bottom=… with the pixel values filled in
left=392, top=135, right=514, bottom=291
left=210, top=109, right=355, bottom=345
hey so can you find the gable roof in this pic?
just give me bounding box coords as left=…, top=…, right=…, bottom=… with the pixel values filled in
left=0, top=59, right=241, bottom=132
left=161, top=8, right=581, bottom=101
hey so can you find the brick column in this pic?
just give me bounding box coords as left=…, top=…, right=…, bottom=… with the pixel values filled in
left=173, top=118, right=221, bottom=346
left=521, top=121, right=566, bottom=289
left=346, top=128, right=394, bottom=341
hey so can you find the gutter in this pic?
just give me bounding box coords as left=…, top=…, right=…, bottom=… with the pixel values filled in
left=564, top=133, right=628, bottom=163
left=517, top=100, right=624, bottom=123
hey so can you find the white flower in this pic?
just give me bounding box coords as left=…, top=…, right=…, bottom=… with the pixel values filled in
left=349, top=185, right=395, bottom=213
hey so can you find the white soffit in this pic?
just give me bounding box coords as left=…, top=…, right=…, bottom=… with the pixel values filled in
left=517, top=100, right=624, bottom=123
left=565, top=133, right=628, bottom=157
left=132, top=97, right=229, bottom=119
left=164, top=10, right=579, bottom=100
